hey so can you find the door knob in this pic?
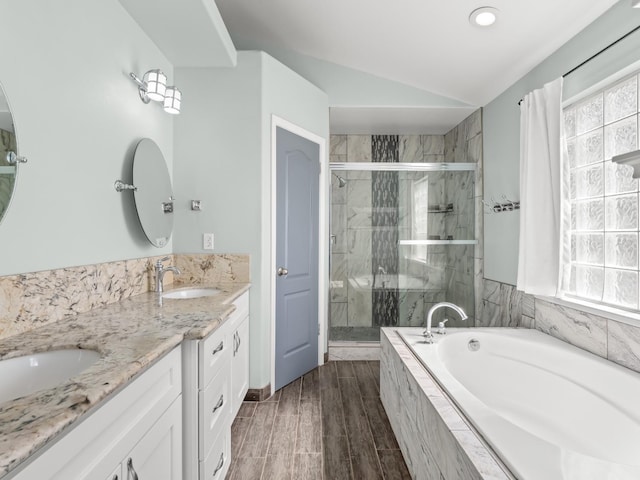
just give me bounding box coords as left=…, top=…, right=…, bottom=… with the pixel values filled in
left=277, top=267, right=288, bottom=276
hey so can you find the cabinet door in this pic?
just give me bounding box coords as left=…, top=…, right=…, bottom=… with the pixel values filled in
left=125, top=397, right=182, bottom=480
left=231, top=315, right=249, bottom=417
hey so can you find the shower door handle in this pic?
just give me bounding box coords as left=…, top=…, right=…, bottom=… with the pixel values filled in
left=277, top=267, right=288, bottom=277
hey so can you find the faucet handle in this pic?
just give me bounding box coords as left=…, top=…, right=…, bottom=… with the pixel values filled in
left=437, top=319, right=448, bottom=335
left=156, top=256, right=171, bottom=267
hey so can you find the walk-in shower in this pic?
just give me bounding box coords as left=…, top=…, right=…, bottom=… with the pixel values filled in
left=329, top=160, right=477, bottom=342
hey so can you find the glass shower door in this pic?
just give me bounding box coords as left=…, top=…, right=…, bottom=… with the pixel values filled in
left=329, top=163, right=476, bottom=342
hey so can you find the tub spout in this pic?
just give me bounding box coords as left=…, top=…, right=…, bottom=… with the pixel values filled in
left=423, top=302, right=467, bottom=343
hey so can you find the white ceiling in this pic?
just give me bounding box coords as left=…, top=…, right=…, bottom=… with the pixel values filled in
left=216, top=0, right=619, bottom=107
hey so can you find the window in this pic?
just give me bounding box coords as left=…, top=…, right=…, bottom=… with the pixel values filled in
left=563, top=72, right=640, bottom=310
left=411, top=176, right=429, bottom=261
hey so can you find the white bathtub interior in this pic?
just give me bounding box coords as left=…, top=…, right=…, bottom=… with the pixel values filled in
left=397, top=327, right=640, bottom=480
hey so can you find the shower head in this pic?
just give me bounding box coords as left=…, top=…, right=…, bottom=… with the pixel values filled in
left=332, top=173, right=346, bottom=188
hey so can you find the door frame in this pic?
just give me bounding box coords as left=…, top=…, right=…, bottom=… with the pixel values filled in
left=270, top=115, right=327, bottom=396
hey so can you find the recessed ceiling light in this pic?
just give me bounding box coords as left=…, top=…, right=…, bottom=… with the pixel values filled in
left=469, top=7, right=498, bottom=27
left=633, top=0, right=640, bottom=8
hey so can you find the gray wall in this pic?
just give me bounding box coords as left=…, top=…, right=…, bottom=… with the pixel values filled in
left=174, top=52, right=329, bottom=388
left=0, top=1, right=174, bottom=276
left=483, top=1, right=640, bottom=284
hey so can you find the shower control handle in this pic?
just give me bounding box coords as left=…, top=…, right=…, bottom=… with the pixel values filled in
left=277, top=267, right=288, bottom=277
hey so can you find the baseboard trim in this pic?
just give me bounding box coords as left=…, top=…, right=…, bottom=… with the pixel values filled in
left=245, top=384, right=271, bottom=402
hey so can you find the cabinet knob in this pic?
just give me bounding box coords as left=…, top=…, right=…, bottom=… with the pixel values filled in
left=277, top=267, right=288, bottom=277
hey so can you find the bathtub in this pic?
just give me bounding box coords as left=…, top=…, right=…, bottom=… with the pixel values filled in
left=397, top=328, right=640, bottom=480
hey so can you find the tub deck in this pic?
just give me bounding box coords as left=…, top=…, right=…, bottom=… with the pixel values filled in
left=383, top=327, right=640, bottom=480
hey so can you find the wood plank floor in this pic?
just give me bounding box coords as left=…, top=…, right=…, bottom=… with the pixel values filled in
left=226, top=360, right=411, bottom=480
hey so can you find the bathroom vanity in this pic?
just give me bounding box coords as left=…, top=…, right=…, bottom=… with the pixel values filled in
left=0, top=283, right=250, bottom=480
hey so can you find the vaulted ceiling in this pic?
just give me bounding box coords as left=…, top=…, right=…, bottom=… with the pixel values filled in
left=217, top=0, right=619, bottom=106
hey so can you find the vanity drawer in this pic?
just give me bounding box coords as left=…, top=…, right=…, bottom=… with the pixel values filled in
left=198, top=360, right=230, bottom=460
left=198, top=324, right=229, bottom=389
left=199, top=428, right=230, bottom=480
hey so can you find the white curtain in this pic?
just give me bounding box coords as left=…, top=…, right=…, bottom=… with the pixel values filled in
left=517, top=77, right=564, bottom=296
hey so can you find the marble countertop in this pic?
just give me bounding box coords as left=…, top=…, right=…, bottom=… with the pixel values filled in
left=0, top=282, right=250, bottom=478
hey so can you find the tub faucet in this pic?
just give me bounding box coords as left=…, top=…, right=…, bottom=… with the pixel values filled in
left=155, top=257, right=181, bottom=293
left=423, top=302, right=467, bottom=343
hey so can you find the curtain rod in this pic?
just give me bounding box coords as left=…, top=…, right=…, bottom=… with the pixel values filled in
left=518, top=23, right=640, bottom=105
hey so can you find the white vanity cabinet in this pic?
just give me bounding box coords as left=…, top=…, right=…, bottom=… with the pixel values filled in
left=9, top=347, right=183, bottom=480
left=229, top=292, right=250, bottom=418
left=183, top=291, right=250, bottom=480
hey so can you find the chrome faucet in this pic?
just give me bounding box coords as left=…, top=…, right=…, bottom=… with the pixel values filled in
left=155, top=257, right=181, bottom=293
left=423, top=302, right=467, bottom=343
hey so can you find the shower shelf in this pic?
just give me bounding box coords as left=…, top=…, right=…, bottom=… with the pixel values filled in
left=427, top=208, right=454, bottom=214
left=398, top=240, right=477, bottom=246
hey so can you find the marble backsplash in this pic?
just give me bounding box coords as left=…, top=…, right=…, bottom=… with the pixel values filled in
left=0, top=253, right=249, bottom=341
left=478, top=277, right=640, bottom=375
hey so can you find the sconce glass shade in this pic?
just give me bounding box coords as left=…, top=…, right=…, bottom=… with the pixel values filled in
left=143, top=69, right=167, bottom=102
left=163, top=86, right=181, bottom=114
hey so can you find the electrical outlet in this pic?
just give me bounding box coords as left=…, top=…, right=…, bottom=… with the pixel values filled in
left=203, top=233, right=214, bottom=250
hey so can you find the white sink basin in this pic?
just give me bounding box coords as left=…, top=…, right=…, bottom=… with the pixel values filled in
left=162, top=288, right=221, bottom=299
left=0, top=348, right=101, bottom=404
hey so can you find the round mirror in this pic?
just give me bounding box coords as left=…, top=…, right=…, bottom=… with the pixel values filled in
left=0, top=83, right=17, bottom=224
left=132, top=138, right=174, bottom=247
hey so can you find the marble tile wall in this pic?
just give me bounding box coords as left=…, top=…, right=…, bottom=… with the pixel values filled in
left=477, top=279, right=534, bottom=328
left=371, top=135, right=400, bottom=327
left=443, top=109, right=483, bottom=326
left=0, top=253, right=249, bottom=341
left=330, top=119, right=483, bottom=334
left=478, top=276, right=640, bottom=376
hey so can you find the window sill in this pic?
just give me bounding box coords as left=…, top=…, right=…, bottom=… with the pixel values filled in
left=536, top=294, right=640, bottom=327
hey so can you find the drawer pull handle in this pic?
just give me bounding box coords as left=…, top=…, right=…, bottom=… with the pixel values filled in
left=212, top=394, right=224, bottom=413
left=127, top=458, right=139, bottom=480
left=212, top=341, right=224, bottom=356
left=213, top=452, right=225, bottom=476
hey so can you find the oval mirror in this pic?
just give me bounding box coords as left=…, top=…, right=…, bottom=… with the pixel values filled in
left=132, top=138, right=173, bottom=247
left=0, top=83, right=17, bottom=225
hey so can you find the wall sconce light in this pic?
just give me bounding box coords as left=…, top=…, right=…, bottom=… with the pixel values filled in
left=163, top=86, right=181, bottom=115
left=130, top=69, right=181, bottom=114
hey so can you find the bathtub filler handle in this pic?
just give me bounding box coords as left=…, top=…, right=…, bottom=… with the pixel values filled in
left=423, top=302, right=467, bottom=343
left=437, top=319, right=448, bottom=335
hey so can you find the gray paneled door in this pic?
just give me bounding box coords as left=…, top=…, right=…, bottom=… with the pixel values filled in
left=275, top=126, right=320, bottom=391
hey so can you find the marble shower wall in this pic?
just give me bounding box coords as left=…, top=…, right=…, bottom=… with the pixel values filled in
left=0, top=253, right=249, bottom=340
left=371, top=135, right=400, bottom=326
left=330, top=115, right=482, bottom=331
left=443, top=110, right=483, bottom=326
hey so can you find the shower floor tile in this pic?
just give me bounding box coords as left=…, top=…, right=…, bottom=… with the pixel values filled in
left=226, top=361, right=410, bottom=480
